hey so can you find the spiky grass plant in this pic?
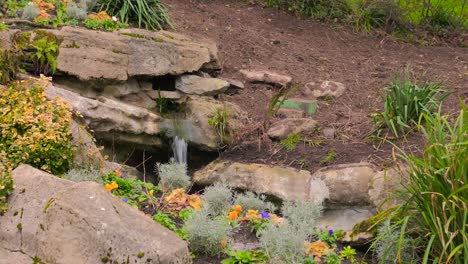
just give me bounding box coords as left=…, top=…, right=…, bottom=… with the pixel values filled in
left=384, top=102, right=467, bottom=264
left=372, top=67, right=448, bottom=138
left=96, top=0, right=172, bottom=30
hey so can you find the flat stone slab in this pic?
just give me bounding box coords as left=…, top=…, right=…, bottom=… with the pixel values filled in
left=316, top=207, right=375, bottom=231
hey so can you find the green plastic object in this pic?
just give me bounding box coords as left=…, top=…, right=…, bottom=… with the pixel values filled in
left=277, top=100, right=317, bottom=115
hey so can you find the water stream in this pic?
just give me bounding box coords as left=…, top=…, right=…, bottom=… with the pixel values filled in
left=172, top=136, right=187, bottom=165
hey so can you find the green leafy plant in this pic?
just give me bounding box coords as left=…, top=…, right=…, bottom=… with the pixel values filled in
left=30, top=36, right=59, bottom=75
left=316, top=229, right=344, bottom=248
left=281, top=133, right=301, bottom=151
left=319, top=149, right=336, bottom=165
left=221, top=250, right=268, bottom=264
left=102, top=171, right=160, bottom=208
left=389, top=102, right=467, bottom=264
left=208, top=106, right=229, bottom=142
left=340, top=246, right=357, bottom=262
left=250, top=217, right=271, bottom=237
left=95, top=0, right=172, bottom=30
left=372, top=67, right=448, bottom=138
left=84, top=18, right=128, bottom=31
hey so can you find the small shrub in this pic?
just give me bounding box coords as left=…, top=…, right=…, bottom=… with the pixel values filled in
left=259, top=223, right=307, bottom=264
left=184, top=210, right=233, bottom=256
left=156, top=161, right=191, bottom=192
left=203, top=182, right=234, bottom=216
left=280, top=133, right=301, bottom=151
left=0, top=77, right=74, bottom=213
left=281, top=200, right=322, bottom=235
left=374, top=220, right=418, bottom=264
left=372, top=67, right=448, bottom=138
left=94, top=0, right=172, bottom=30
left=64, top=167, right=102, bottom=183
left=21, top=2, right=40, bottom=21
left=66, top=3, right=87, bottom=21
left=234, top=191, right=276, bottom=213
left=352, top=0, right=406, bottom=32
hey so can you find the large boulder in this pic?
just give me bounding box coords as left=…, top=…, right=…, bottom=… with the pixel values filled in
left=192, top=160, right=329, bottom=204
left=48, top=27, right=219, bottom=81
left=193, top=161, right=389, bottom=208
left=0, top=165, right=191, bottom=264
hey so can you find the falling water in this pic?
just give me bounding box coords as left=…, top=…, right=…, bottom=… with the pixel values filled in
left=172, top=136, right=187, bottom=165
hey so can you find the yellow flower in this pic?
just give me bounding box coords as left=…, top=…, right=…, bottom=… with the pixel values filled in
left=104, top=181, right=118, bottom=192
left=149, top=190, right=154, bottom=196
left=220, top=238, right=228, bottom=249
left=246, top=209, right=260, bottom=220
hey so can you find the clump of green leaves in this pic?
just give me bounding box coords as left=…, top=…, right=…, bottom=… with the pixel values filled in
left=265, top=0, right=350, bottom=21
left=280, top=133, right=301, bottom=151
left=152, top=211, right=187, bottom=239
left=84, top=18, right=128, bottom=31
left=156, top=161, right=191, bottom=192
left=221, top=250, right=268, bottom=264
left=95, top=0, right=172, bottom=30
left=208, top=106, right=229, bottom=142
left=30, top=35, right=60, bottom=75
left=372, top=67, right=448, bottom=138
left=102, top=171, right=160, bottom=208
left=319, top=149, right=336, bottom=165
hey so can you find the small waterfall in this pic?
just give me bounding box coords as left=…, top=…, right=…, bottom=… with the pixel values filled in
left=172, top=136, right=187, bottom=165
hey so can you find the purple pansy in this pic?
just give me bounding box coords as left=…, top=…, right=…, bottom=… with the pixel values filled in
left=260, top=211, right=270, bottom=219
left=122, top=198, right=128, bottom=203
left=328, top=229, right=334, bottom=236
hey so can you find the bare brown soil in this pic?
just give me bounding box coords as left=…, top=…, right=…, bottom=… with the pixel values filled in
left=163, top=0, right=467, bottom=172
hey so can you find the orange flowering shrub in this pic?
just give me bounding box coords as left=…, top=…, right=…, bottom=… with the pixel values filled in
left=87, top=11, right=112, bottom=21
left=0, top=77, right=73, bottom=213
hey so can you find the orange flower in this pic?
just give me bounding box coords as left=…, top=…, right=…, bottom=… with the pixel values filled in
left=228, top=211, right=239, bottom=221
left=115, top=169, right=121, bottom=177
left=305, top=241, right=334, bottom=258
left=104, top=181, right=118, bottom=192
left=234, top=204, right=242, bottom=213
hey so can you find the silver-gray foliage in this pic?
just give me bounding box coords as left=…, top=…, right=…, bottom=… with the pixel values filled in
left=281, top=200, right=322, bottom=235
left=64, top=167, right=102, bottom=183
left=66, top=3, right=87, bottom=21
left=156, top=161, right=191, bottom=192
left=203, top=182, right=233, bottom=216
left=183, top=209, right=233, bottom=256
left=376, top=220, right=417, bottom=264
left=259, top=224, right=307, bottom=264
left=21, top=2, right=39, bottom=21
left=234, top=191, right=277, bottom=212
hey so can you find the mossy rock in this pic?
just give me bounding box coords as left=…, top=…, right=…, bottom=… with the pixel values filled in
left=351, top=206, right=400, bottom=237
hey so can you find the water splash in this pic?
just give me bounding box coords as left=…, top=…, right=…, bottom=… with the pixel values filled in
left=172, top=136, right=187, bottom=165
